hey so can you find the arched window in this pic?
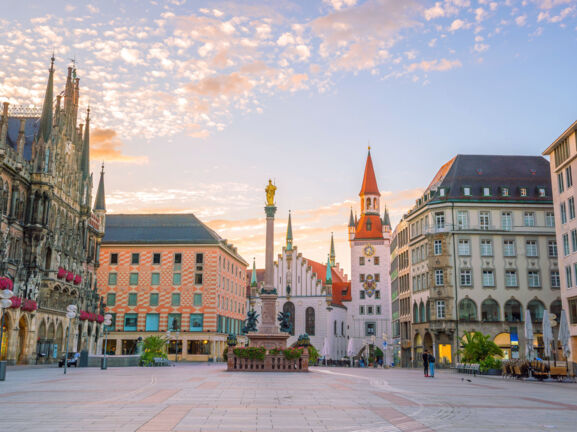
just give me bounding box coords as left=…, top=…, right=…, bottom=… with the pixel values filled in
left=459, top=298, right=477, bottom=321
left=550, top=299, right=562, bottom=325
left=341, top=321, right=344, bottom=336
left=413, top=303, right=419, bottom=323
left=333, top=320, right=337, bottom=336
left=373, top=198, right=377, bottom=209
left=504, top=299, right=522, bottom=322
left=283, top=301, right=295, bottom=335
left=366, top=198, right=371, bottom=209
left=305, top=307, right=315, bottom=335
left=527, top=299, right=544, bottom=323
left=481, top=298, right=500, bottom=322
left=426, top=300, right=431, bottom=322
left=419, top=302, right=425, bottom=323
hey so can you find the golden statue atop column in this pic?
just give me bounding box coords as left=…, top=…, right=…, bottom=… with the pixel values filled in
left=265, top=179, right=276, bottom=206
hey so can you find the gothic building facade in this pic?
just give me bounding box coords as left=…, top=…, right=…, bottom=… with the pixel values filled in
left=0, top=57, right=106, bottom=364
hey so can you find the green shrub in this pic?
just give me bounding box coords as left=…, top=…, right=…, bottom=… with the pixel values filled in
left=307, top=345, right=319, bottom=364
left=283, top=347, right=303, bottom=360
left=268, top=348, right=281, bottom=356
left=233, top=347, right=266, bottom=361
left=459, top=331, right=503, bottom=363
left=480, top=356, right=502, bottom=372
left=140, top=336, right=167, bottom=366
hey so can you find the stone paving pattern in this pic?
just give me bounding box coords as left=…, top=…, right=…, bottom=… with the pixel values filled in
left=0, top=364, right=576, bottom=431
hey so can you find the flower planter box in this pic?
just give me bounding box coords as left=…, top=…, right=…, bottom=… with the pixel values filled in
left=227, top=348, right=309, bottom=372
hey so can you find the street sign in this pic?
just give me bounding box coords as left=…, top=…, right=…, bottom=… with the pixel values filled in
left=66, top=305, right=77, bottom=313
left=66, top=311, right=76, bottom=319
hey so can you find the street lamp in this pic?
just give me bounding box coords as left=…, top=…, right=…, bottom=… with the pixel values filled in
left=0, top=288, right=14, bottom=381
left=101, top=314, right=112, bottom=370
left=175, top=331, right=180, bottom=363
left=63, top=304, right=77, bottom=375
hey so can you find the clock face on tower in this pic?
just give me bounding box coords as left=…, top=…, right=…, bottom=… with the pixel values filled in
left=363, top=244, right=375, bottom=257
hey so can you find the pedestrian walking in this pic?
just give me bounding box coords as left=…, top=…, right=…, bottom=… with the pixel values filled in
left=428, top=353, right=435, bottom=378
left=422, top=350, right=429, bottom=377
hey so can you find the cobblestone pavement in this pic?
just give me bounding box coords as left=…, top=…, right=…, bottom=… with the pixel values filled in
left=0, top=364, right=576, bottom=431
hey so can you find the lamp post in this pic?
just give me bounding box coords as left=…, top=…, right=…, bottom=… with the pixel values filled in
left=101, top=314, right=112, bottom=370
left=175, top=331, right=180, bottom=363
left=64, top=305, right=77, bottom=375
left=0, top=288, right=14, bottom=381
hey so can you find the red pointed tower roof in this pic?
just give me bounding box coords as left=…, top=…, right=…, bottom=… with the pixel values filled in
left=359, top=147, right=380, bottom=196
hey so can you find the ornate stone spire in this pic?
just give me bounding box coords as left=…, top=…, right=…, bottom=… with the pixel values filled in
left=329, top=232, right=335, bottom=267
left=94, top=163, right=106, bottom=212
left=383, top=205, right=391, bottom=227
left=348, top=207, right=355, bottom=227
left=325, top=254, right=332, bottom=284
left=286, top=210, right=293, bottom=251
left=359, top=147, right=380, bottom=197
left=250, top=258, right=258, bottom=288
left=81, top=108, right=90, bottom=180
left=37, top=55, right=55, bottom=144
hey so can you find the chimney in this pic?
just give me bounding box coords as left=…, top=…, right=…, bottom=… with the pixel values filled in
left=0, top=102, right=8, bottom=148
left=16, top=118, right=26, bottom=156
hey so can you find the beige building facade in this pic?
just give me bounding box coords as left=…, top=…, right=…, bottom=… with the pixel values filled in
left=406, top=155, right=560, bottom=366
left=543, top=120, right=577, bottom=369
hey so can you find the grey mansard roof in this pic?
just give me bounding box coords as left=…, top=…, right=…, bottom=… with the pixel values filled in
left=103, top=214, right=223, bottom=244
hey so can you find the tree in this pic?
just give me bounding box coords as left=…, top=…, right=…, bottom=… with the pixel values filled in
left=459, top=331, right=503, bottom=363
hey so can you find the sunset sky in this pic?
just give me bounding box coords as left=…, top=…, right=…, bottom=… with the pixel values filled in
left=1, top=0, right=577, bottom=274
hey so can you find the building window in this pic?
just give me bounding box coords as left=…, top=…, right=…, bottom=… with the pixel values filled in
left=365, top=322, right=376, bottom=336
left=525, top=240, right=538, bottom=257
left=434, top=240, right=442, bottom=255
left=435, top=269, right=444, bottom=286
left=520, top=187, right=527, bottom=197
left=168, top=313, right=181, bottom=330
left=546, top=211, right=555, bottom=227
left=527, top=300, right=544, bottom=323
left=457, top=210, right=469, bottom=229
left=106, top=293, right=116, bottom=306
left=195, top=273, right=203, bottom=285
left=504, top=300, right=522, bottom=322
left=374, top=256, right=380, bottom=265
left=459, top=298, right=477, bottom=321
left=503, top=240, right=516, bottom=257
left=463, top=186, right=471, bottom=196
left=196, top=253, right=204, bottom=264
left=124, top=314, right=138, bottom=331
left=551, top=270, right=560, bottom=289
left=458, top=239, right=470, bottom=256
left=129, top=272, right=139, bottom=285
left=360, top=306, right=365, bottom=315
left=480, top=240, right=493, bottom=257
left=439, top=188, right=446, bottom=197
left=570, top=197, right=576, bottom=220
left=479, top=211, right=490, bottom=230
left=572, top=230, right=577, bottom=253
left=481, top=299, right=499, bottom=322
left=501, top=212, right=512, bottom=231
left=566, top=266, right=573, bottom=288
left=376, top=305, right=381, bottom=315
left=172, top=293, right=181, bottom=306
left=524, top=212, right=535, bottom=227
left=150, top=293, right=159, bottom=306
left=561, top=203, right=567, bottom=224
left=538, top=187, right=546, bottom=197
left=460, top=269, right=472, bottom=286
left=193, top=293, right=202, bottom=306
left=305, top=307, right=315, bottom=335
left=153, top=253, right=161, bottom=265
left=367, top=306, right=374, bottom=315
left=569, top=298, right=577, bottom=324
left=360, top=274, right=365, bottom=282
left=563, top=234, right=570, bottom=256
left=566, top=166, right=573, bottom=187
left=110, top=253, right=118, bottom=265
left=174, top=253, right=182, bottom=264
left=435, top=212, right=445, bottom=229
left=482, top=270, right=495, bottom=287
left=548, top=240, right=558, bottom=257
left=360, top=290, right=365, bottom=299
left=483, top=187, right=491, bottom=196
left=145, top=313, right=159, bottom=331
left=131, top=253, right=140, bottom=265
left=558, top=172, right=565, bottom=193
left=375, top=290, right=381, bottom=299
left=173, top=273, right=181, bottom=285
left=505, top=270, right=517, bottom=287
left=359, top=256, right=365, bottom=265
left=108, top=273, right=117, bottom=285
left=151, top=273, right=160, bottom=285
left=528, top=271, right=540, bottom=288
left=436, top=301, right=446, bottom=319
left=501, top=187, right=509, bottom=197
left=128, top=293, right=138, bottom=306
left=190, top=314, right=204, bottom=332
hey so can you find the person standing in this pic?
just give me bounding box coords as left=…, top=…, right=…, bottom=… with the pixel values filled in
left=428, top=352, right=435, bottom=378
left=422, top=350, right=429, bottom=377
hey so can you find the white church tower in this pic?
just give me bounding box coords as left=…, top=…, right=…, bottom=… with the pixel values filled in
left=347, top=148, right=392, bottom=364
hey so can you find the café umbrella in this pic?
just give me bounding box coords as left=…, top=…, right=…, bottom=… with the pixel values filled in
left=559, top=310, right=571, bottom=360
left=321, top=337, right=330, bottom=364
left=542, top=311, right=553, bottom=359
left=346, top=338, right=355, bottom=367
left=525, top=309, right=534, bottom=360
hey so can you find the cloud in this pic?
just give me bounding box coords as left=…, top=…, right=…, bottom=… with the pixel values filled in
left=323, top=0, right=358, bottom=10
left=185, top=72, right=254, bottom=96
left=407, top=58, right=462, bottom=72
left=533, top=0, right=576, bottom=9
left=90, top=128, right=149, bottom=164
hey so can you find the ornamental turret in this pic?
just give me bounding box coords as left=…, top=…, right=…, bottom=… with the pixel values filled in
left=354, top=148, right=384, bottom=240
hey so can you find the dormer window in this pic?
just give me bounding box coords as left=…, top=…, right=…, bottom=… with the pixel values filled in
left=439, top=188, right=446, bottom=197
left=366, top=219, right=372, bottom=231
left=501, top=187, right=509, bottom=197
left=463, top=186, right=471, bottom=196
left=483, top=187, right=491, bottom=196
left=538, top=187, right=546, bottom=197
left=520, top=187, right=527, bottom=197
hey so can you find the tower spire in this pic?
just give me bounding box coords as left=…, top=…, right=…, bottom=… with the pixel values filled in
left=81, top=107, right=90, bottom=179
left=329, top=232, right=335, bottom=267
left=37, top=55, right=55, bottom=143
left=94, top=163, right=106, bottom=212
left=325, top=254, right=332, bottom=284
left=348, top=207, right=355, bottom=227
left=286, top=210, right=293, bottom=251
left=384, top=205, right=391, bottom=227
left=359, top=146, right=380, bottom=197
left=250, top=258, right=258, bottom=287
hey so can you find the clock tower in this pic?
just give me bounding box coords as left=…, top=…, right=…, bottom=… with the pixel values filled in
left=347, top=148, right=392, bottom=364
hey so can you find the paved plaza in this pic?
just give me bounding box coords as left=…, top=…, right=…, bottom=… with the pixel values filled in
left=0, top=364, right=576, bottom=431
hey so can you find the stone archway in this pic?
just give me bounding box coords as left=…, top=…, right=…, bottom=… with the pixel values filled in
left=414, top=333, right=423, bottom=367
left=55, top=322, right=64, bottom=357
left=1, top=310, right=13, bottom=361
left=423, top=332, right=434, bottom=354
